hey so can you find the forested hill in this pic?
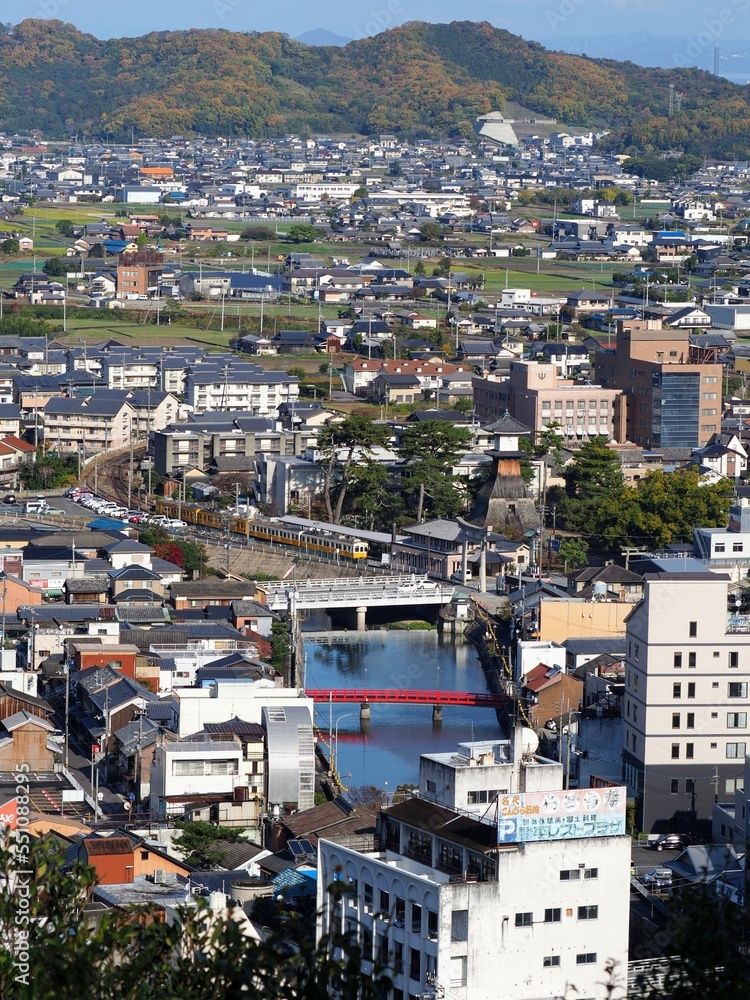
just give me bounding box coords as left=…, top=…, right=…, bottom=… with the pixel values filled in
left=1, top=18, right=749, bottom=155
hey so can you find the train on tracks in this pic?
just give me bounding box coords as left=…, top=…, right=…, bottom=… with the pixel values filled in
left=153, top=499, right=370, bottom=563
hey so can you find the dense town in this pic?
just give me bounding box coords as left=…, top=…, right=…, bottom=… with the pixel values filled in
left=0, top=77, right=750, bottom=1000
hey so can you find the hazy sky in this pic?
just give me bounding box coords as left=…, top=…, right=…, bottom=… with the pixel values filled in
left=10, top=0, right=749, bottom=43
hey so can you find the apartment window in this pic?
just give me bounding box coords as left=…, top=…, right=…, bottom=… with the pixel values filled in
left=379, top=890, right=390, bottom=915
left=577, top=954, right=597, bottom=966
left=674, top=653, right=682, bottom=668
left=633, top=705, right=638, bottom=724
left=672, top=713, right=681, bottom=729
left=515, top=912, right=533, bottom=927
left=686, top=779, right=695, bottom=794
left=715, top=543, right=726, bottom=553
left=689, top=622, right=697, bottom=637
left=449, top=956, right=467, bottom=989
left=729, top=683, right=748, bottom=699
left=686, top=743, right=694, bottom=759
left=671, top=744, right=680, bottom=759
left=686, top=713, right=695, bottom=729
left=727, top=742, right=747, bottom=758
left=409, top=948, right=421, bottom=982
left=578, top=905, right=598, bottom=920
left=451, top=909, right=468, bottom=942
left=734, top=543, right=744, bottom=553
left=728, top=713, right=747, bottom=729
left=673, top=683, right=682, bottom=698
left=688, top=652, right=697, bottom=668
left=583, top=868, right=598, bottom=880
left=543, top=956, right=561, bottom=968
left=560, top=869, right=581, bottom=881
left=633, top=674, right=639, bottom=693
left=363, top=884, right=373, bottom=911
left=395, top=898, right=405, bottom=927
left=425, top=779, right=436, bottom=793
left=411, top=903, right=422, bottom=935
left=427, top=910, right=438, bottom=941
left=634, top=643, right=640, bottom=662
left=688, top=683, right=695, bottom=698
left=730, top=652, right=739, bottom=668
left=671, top=779, right=679, bottom=794
left=393, top=942, right=404, bottom=975
left=544, top=908, right=561, bottom=922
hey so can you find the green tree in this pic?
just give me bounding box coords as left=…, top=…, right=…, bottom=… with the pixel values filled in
left=345, top=458, right=395, bottom=530
left=318, top=414, right=390, bottom=524
left=559, top=537, right=589, bottom=572
left=89, top=242, right=105, bottom=257
left=418, top=221, right=441, bottom=243
left=352, top=186, right=368, bottom=200
left=0, top=834, right=390, bottom=1000
left=270, top=618, right=290, bottom=673
left=556, top=436, right=624, bottom=533
left=42, top=258, right=70, bottom=276
left=399, top=421, right=472, bottom=521
left=0, top=239, right=19, bottom=254
left=286, top=224, right=323, bottom=244
left=413, top=259, right=425, bottom=275
left=596, top=468, right=732, bottom=550
left=54, top=219, right=75, bottom=236
left=240, top=225, right=276, bottom=240
left=172, top=819, right=245, bottom=868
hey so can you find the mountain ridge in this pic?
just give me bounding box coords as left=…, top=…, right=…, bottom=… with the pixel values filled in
left=0, top=19, right=749, bottom=155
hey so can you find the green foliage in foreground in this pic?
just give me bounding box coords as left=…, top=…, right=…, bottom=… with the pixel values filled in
left=0, top=835, right=390, bottom=1000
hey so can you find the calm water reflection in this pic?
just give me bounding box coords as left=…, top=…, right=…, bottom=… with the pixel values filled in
left=303, top=628, right=503, bottom=790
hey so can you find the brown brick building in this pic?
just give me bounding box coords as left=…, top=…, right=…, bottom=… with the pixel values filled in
left=117, top=251, right=164, bottom=298
left=595, top=319, right=722, bottom=449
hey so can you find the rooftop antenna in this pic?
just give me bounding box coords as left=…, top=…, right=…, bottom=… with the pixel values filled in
left=714, top=43, right=720, bottom=77
left=668, top=83, right=675, bottom=118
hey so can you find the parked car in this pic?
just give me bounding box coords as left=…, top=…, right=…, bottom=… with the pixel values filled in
left=3, top=494, right=15, bottom=505
left=642, top=867, right=673, bottom=891
left=651, top=833, right=691, bottom=851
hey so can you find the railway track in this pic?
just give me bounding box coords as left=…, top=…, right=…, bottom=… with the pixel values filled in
left=84, top=444, right=148, bottom=509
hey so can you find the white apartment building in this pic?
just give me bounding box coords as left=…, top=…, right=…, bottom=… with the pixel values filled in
left=184, top=366, right=300, bottom=415
left=174, top=678, right=311, bottom=737
left=292, top=182, right=360, bottom=202
left=623, top=571, right=750, bottom=835
left=149, top=738, right=244, bottom=817
left=42, top=395, right=134, bottom=454
left=318, top=731, right=630, bottom=1000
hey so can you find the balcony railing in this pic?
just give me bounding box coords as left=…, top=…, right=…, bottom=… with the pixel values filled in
left=727, top=615, right=750, bottom=634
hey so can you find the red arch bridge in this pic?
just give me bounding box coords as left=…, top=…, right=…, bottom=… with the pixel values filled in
left=305, top=689, right=510, bottom=707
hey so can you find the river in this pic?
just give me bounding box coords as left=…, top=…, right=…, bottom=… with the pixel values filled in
left=302, top=627, right=503, bottom=793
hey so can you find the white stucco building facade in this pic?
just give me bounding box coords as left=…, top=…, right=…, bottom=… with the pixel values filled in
left=318, top=731, right=630, bottom=1000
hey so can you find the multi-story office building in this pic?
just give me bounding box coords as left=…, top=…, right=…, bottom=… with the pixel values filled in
left=595, top=319, right=723, bottom=449
left=318, top=731, right=630, bottom=1000
left=472, top=361, right=621, bottom=442
left=623, top=571, right=750, bottom=834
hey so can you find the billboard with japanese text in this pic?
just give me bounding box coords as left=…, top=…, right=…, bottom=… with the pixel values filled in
left=497, top=786, right=626, bottom=843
